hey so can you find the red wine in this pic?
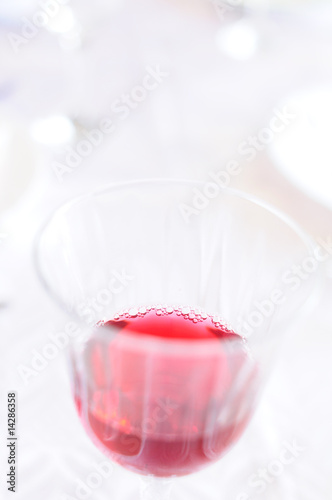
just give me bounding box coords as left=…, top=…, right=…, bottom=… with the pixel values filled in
left=74, top=306, right=258, bottom=477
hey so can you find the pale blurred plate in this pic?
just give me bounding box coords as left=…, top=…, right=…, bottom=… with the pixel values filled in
left=269, top=87, right=332, bottom=211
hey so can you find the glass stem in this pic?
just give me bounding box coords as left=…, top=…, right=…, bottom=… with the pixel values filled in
left=139, top=475, right=175, bottom=500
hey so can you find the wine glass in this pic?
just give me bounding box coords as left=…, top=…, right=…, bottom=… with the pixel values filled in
left=35, top=180, right=321, bottom=499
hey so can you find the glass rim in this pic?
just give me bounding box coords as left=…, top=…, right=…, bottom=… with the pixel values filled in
left=34, top=177, right=323, bottom=331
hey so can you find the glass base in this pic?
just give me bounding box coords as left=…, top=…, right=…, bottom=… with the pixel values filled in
left=139, top=476, right=175, bottom=500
